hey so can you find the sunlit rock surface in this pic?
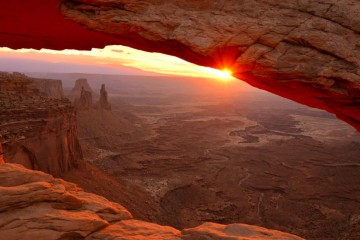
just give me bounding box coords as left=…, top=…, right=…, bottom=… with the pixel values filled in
left=0, top=163, right=303, bottom=240
left=0, top=163, right=132, bottom=240
left=57, top=0, right=360, bottom=131
left=3, top=0, right=359, bottom=130
left=181, top=222, right=303, bottom=240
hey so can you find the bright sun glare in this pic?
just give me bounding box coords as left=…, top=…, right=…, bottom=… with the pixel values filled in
left=0, top=46, right=238, bottom=80
left=218, top=70, right=232, bottom=79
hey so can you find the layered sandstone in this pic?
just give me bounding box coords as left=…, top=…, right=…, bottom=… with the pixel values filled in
left=32, top=78, right=65, bottom=99
left=0, top=163, right=303, bottom=240
left=0, top=72, right=82, bottom=177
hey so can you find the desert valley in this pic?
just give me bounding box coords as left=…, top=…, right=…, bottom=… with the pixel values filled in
left=1, top=71, right=359, bottom=239
left=2, top=0, right=360, bottom=239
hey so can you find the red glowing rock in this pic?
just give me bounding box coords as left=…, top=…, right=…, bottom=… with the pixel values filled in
left=1, top=0, right=360, bottom=131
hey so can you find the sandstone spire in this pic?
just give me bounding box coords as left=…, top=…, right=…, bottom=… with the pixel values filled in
left=74, top=86, right=94, bottom=110
left=96, top=84, right=111, bottom=110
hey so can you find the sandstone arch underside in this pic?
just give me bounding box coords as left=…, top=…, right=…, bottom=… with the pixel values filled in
left=2, top=0, right=360, bottom=131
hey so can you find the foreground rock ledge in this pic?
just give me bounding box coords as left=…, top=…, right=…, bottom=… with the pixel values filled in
left=0, top=163, right=303, bottom=240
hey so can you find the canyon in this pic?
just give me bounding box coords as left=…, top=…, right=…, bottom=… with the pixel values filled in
left=0, top=72, right=82, bottom=177
left=0, top=71, right=359, bottom=239
left=1, top=1, right=360, bottom=239
left=69, top=74, right=360, bottom=240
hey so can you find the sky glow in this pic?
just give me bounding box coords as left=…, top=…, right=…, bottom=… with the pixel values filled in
left=0, top=46, right=236, bottom=80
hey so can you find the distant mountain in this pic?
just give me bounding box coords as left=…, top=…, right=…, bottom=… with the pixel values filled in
left=0, top=57, right=168, bottom=77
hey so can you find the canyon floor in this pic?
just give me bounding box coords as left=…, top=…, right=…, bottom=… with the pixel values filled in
left=57, top=74, right=360, bottom=240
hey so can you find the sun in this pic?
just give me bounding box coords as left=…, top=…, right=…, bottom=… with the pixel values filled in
left=218, top=69, right=232, bottom=79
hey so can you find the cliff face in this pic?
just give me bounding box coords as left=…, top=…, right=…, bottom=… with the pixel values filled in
left=0, top=163, right=305, bottom=240
left=0, top=72, right=82, bottom=177
left=32, top=78, right=65, bottom=99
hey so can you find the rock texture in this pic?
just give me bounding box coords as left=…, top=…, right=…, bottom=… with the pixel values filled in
left=87, top=219, right=181, bottom=240
left=181, top=222, right=303, bottom=240
left=74, top=86, right=95, bottom=110
left=1, top=1, right=360, bottom=131
left=0, top=72, right=82, bottom=177
left=0, top=136, right=4, bottom=165
left=96, top=84, right=111, bottom=110
left=0, top=0, right=120, bottom=50
left=0, top=163, right=303, bottom=240
left=0, top=163, right=132, bottom=240
left=59, top=0, right=360, bottom=131
left=32, top=78, right=65, bottom=99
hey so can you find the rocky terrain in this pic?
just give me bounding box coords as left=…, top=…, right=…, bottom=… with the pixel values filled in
left=9, top=0, right=360, bottom=131
left=1, top=70, right=359, bottom=239
left=71, top=79, right=146, bottom=153
left=0, top=72, right=82, bottom=177
left=32, top=78, right=65, bottom=99
left=2, top=1, right=360, bottom=238
left=71, top=76, right=360, bottom=240
left=0, top=163, right=303, bottom=240
left=57, top=0, right=360, bottom=132
left=73, top=80, right=111, bottom=111
left=0, top=136, right=4, bottom=165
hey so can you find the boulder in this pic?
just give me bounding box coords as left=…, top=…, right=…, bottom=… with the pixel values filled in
left=0, top=163, right=132, bottom=240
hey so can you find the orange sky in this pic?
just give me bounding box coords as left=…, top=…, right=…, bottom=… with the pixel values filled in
left=0, top=45, right=236, bottom=80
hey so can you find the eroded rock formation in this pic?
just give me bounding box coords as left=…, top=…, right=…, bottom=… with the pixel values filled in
left=74, top=83, right=112, bottom=111
left=32, top=78, right=65, bottom=99
left=57, top=0, right=360, bottom=131
left=67, top=78, right=97, bottom=99
left=96, top=84, right=111, bottom=110
left=1, top=1, right=360, bottom=130
left=74, top=86, right=94, bottom=110
left=2, top=1, right=360, bottom=131
left=0, top=163, right=303, bottom=240
left=0, top=72, right=82, bottom=176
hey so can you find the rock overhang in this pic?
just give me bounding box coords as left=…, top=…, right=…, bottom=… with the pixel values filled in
left=1, top=0, right=360, bottom=131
